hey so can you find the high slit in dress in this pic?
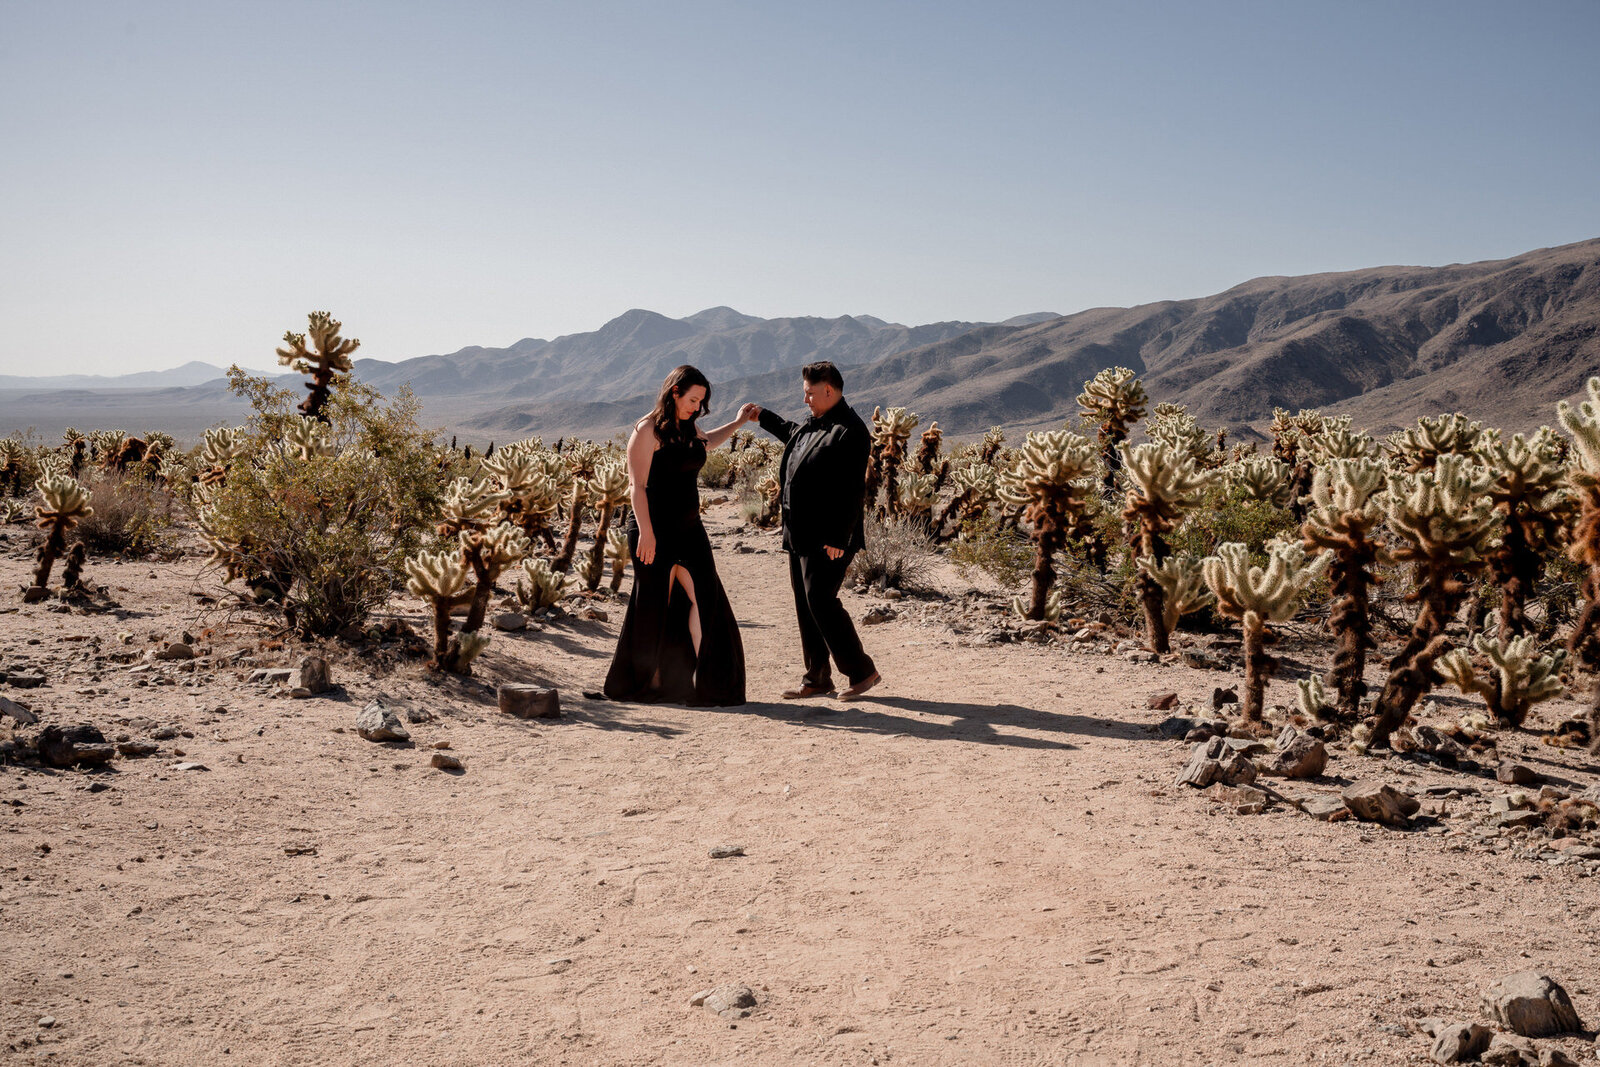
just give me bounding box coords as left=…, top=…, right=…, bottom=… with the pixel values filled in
left=603, top=435, right=746, bottom=706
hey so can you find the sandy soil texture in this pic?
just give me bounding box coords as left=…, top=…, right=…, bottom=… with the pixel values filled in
left=2, top=505, right=1598, bottom=1066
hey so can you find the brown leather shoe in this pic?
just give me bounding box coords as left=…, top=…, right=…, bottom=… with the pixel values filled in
left=781, top=683, right=836, bottom=700
left=838, top=672, right=881, bottom=701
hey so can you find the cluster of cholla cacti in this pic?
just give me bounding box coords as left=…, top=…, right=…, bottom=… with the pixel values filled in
left=862, top=367, right=1600, bottom=754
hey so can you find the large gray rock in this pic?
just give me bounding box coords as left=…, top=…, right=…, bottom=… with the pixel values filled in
left=0, top=695, right=38, bottom=725
left=1303, top=794, right=1350, bottom=820
left=1177, top=736, right=1257, bottom=788
left=1497, top=760, right=1541, bottom=786
left=292, top=655, right=333, bottom=695
left=1259, top=726, right=1328, bottom=779
left=1430, top=1021, right=1492, bottom=1064
left=499, top=685, right=561, bottom=720
left=355, top=702, right=410, bottom=743
left=1480, top=971, right=1584, bottom=1037
left=1342, top=780, right=1420, bottom=826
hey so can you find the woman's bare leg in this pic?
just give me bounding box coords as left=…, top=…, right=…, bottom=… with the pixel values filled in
left=670, top=564, right=701, bottom=656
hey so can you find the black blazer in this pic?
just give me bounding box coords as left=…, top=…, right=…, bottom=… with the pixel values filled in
left=758, top=401, right=871, bottom=555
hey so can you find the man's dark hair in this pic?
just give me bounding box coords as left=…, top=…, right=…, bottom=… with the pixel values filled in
left=801, top=361, right=844, bottom=391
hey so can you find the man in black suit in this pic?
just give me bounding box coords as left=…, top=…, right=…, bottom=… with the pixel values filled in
left=741, top=361, right=882, bottom=701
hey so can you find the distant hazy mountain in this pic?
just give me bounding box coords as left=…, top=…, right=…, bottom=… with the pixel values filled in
left=0, top=361, right=268, bottom=391
left=347, top=307, right=1042, bottom=402
left=460, top=240, right=1600, bottom=441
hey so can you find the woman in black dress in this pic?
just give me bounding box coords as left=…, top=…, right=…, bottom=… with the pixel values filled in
left=604, top=365, right=752, bottom=706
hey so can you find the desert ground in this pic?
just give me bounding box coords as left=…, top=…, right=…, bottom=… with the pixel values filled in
left=2, top=504, right=1598, bottom=1066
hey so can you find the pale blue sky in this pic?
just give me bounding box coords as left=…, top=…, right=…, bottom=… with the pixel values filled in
left=2, top=0, right=1597, bottom=376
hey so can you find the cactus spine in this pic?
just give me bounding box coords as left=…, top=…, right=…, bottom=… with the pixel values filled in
left=1474, top=427, right=1571, bottom=640
left=27, top=473, right=93, bottom=601
left=872, top=407, right=919, bottom=517
left=582, top=460, right=631, bottom=592
left=1435, top=635, right=1566, bottom=728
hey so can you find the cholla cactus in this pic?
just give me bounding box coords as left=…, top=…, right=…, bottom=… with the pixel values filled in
left=516, top=554, right=574, bottom=611
left=1474, top=427, right=1571, bottom=640
left=26, top=472, right=94, bottom=601
left=62, top=429, right=87, bottom=476
left=1369, top=454, right=1499, bottom=747
left=439, top=476, right=510, bottom=536
left=934, top=461, right=997, bottom=539
left=1121, top=442, right=1216, bottom=651
left=1305, top=425, right=1376, bottom=463
left=1136, top=553, right=1213, bottom=634
left=1301, top=458, right=1389, bottom=719
left=1225, top=455, right=1294, bottom=507
left=978, top=427, right=1005, bottom=466
left=437, top=521, right=530, bottom=674
left=581, top=460, right=631, bottom=591
left=1012, top=588, right=1061, bottom=624
left=1390, top=413, right=1486, bottom=473
left=282, top=415, right=335, bottom=460
left=199, top=426, right=246, bottom=487
left=276, top=310, right=360, bottom=421
left=0, top=440, right=26, bottom=497
left=552, top=443, right=601, bottom=572
left=914, top=422, right=950, bottom=489
left=998, top=429, right=1099, bottom=621
left=1147, top=403, right=1210, bottom=465
left=1269, top=408, right=1343, bottom=520
left=897, top=470, right=937, bottom=527
left=870, top=407, right=919, bottom=517
left=605, top=526, right=629, bottom=593
left=404, top=548, right=471, bottom=667
left=1078, top=367, right=1147, bottom=498
left=481, top=446, right=563, bottom=550
left=1296, top=674, right=1335, bottom=721
left=1435, top=634, right=1566, bottom=728
left=1203, top=541, right=1330, bottom=722
left=1556, top=377, right=1600, bottom=752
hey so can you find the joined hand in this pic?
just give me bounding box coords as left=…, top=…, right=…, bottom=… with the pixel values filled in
left=739, top=403, right=761, bottom=422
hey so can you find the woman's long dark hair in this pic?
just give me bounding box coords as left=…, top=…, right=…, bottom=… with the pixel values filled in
left=650, top=364, right=711, bottom=446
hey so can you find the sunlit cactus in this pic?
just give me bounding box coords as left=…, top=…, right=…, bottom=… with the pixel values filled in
left=439, top=476, right=511, bottom=536
left=581, top=460, right=631, bottom=592
left=1203, top=541, right=1330, bottom=722
left=276, top=310, right=360, bottom=420
left=0, top=440, right=25, bottom=497
left=199, top=426, right=246, bottom=487
left=915, top=421, right=950, bottom=490
left=1390, top=412, right=1486, bottom=473
left=978, top=427, right=1005, bottom=466
left=437, top=521, right=530, bottom=674
left=997, top=429, right=1099, bottom=621
left=1012, top=588, right=1062, bottom=624
left=1136, top=553, right=1213, bottom=634
left=1305, top=424, right=1376, bottom=463
left=516, top=554, right=574, bottom=611
left=605, top=526, right=629, bottom=593
left=1224, top=454, right=1294, bottom=507
left=552, top=442, right=601, bottom=573
left=282, top=415, right=335, bottom=461
left=1301, top=458, right=1390, bottom=719
left=934, top=461, right=998, bottom=539
left=405, top=548, right=471, bottom=667
left=27, top=472, right=94, bottom=600
left=1120, top=441, right=1216, bottom=651
left=896, top=470, right=937, bottom=527
left=1556, top=376, right=1600, bottom=752
left=1077, top=367, right=1147, bottom=498
left=62, top=428, right=87, bottom=477
left=1474, top=427, right=1572, bottom=640
left=1146, top=402, right=1210, bottom=464
left=1369, top=454, right=1499, bottom=747
left=871, top=407, right=919, bottom=517
left=1296, top=674, right=1335, bottom=721
left=481, top=447, right=563, bottom=550
left=1435, top=634, right=1567, bottom=728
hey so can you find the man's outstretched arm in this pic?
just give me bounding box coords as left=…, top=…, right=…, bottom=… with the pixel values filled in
left=745, top=403, right=797, bottom=445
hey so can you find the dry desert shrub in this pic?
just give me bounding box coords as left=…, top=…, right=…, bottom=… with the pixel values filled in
left=850, top=512, right=935, bottom=592
left=74, top=470, right=176, bottom=558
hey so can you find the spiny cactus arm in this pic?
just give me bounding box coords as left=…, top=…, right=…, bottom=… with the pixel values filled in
left=440, top=476, right=512, bottom=532
left=404, top=549, right=470, bottom=600
left=34, top=472, right=94, bottom=528
left=282, top=415, right=336, bottom=460
left=1479, top=634, right=1567, bottom=719
left=1296, top=675, right=1334, bottom=719
left=1434, top=647, right=1495, bottom=701
left=1138, top=554, right=1213, bottom=631
left=1390, top=412, right=1487, bottom=472
left=468, top=522, right=532, bottom=575
left=1075, top=367, right=1148, bottom=425
left=1225, top=455, right=1294, bottom=506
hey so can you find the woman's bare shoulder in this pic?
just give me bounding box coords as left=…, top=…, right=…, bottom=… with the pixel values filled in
left=630, top=417, right=660, bottom=450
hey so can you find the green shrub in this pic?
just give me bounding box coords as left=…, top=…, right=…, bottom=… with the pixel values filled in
left=949, top=511, right=1034, bottom=590
left=1168, top=485, right=1297, bottom=561
left=198, top=370, right=443, bottom=637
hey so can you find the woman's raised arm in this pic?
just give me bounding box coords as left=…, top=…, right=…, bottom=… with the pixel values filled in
left=699, top=405, right=756, bottom=450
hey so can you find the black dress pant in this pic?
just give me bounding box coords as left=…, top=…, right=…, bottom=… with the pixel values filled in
left=789, top=550, right=876, bottom=688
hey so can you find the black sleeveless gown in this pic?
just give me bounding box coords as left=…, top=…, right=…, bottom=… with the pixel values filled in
left=603, top=436, right=746, bottom=706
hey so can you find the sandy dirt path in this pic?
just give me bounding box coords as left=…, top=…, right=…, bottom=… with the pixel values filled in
left=2, top=505, right=1598, bottom=1065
